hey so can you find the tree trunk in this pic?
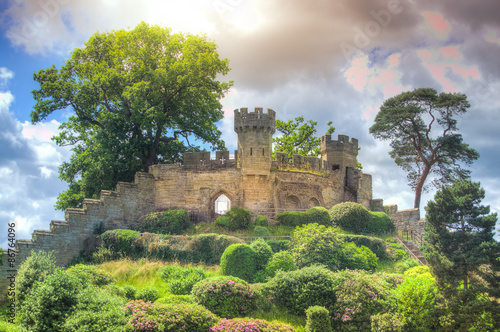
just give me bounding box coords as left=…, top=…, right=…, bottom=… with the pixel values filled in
left=414, top=165, right=431, bottom=209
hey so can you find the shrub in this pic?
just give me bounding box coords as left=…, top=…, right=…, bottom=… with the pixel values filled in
left=220, top=243, right=257, bottom=282
left=215, top=206, right=252, bottom=230
left=63, top=286, right=128, bottom=332
left=250, top=238, right=274, bottom=271
left=18, top=268, right=84, bottom=332
left=192, top=276, right=256, bottom=318
left=122, top=284, right=138, bottom=300
left=125, top=300, right=218, bottom=332
left=275, top=207, right=330, bottom=227
left=330, top=270, right=394, bottom=331
left=265, top=265, right=337, bottom=316
left=155, top=294, right=195, bottom=305
left=393, top=272, right=438, bottom=331
left=254, top=215, right=269, bottom=227
left=182, top=233, right=243, bottom=264
left=305, top=306, right=332, bottom=332
left=136, top=209, right=190, bottom=235
left=66, top=264, right=115, bottom=287
left=370, top=313, right=404, bottom=332
left=160, top=264, right=206, bottom=295
left=266, top=239, right=290, bottom=253
left=330, top=202, right=371, bottom=234
left=209, top=318, right=295, bottom=331
left=254, top=226, right=271, bottom=237
left=394, top=258, right=420, bottom=273
left=136, top=286, right=160, bottom=302
left=100, top=229, right=142, bottom=257
left=265, top=251, right=297, bottom=278
left=15, top=250, right=57, bottom=305
left=340, top=234, right=388, bottom=259
left=385, top=239, right=409, bottom=261
left=368, top=211, right=395, bottom=234
left=92, top=246, right=118, bottom=263
left=340, top=242, right=378, bottom=272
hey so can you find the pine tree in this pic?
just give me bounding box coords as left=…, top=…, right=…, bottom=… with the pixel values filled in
left=422, top=180, right=500, bottom=330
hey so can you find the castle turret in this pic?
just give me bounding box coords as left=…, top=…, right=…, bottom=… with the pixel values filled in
left=320, top=134, right=359, bottom=172
left=234, top=107, right=276, bottom=177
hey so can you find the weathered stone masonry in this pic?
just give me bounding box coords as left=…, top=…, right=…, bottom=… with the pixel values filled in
left=1, top=107, right=387, bottom=301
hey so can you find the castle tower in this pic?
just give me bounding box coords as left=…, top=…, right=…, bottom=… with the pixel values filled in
left=320, top=134, right=359, bottom=172
left=234, top=107, right=276, bottom=177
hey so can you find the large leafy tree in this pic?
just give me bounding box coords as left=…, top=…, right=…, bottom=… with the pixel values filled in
left=273, top=116, right=335, bottom=158
left=31, top=22, right=232, bottom=210
left=422, top=180, right=500, bottom=330
left=369, top=88, right=479, bottom=209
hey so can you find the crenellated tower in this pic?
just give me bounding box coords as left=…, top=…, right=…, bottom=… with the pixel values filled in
left=320, top=134, right=359, bottom=171
left=234, top=107, right=276, bottom=177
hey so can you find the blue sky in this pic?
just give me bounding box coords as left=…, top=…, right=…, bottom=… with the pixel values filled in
left=1, top=0, right=499, bottom=248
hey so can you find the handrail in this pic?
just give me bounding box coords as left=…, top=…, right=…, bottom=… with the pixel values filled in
left=395, top=236, right=425, bottom=266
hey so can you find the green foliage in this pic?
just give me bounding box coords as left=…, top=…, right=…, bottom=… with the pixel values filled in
left=340, top=234, right=388, bottom=259
left=250, top=238, right=274, bottom=271
left=136, top=286, right=160, bottom=302
left=209, top=318, right=295, bottom=331
left=254, top=215, right=269, bottom=227
left=18, top=268, right=84, bottom=332
left=266, top=239, right=290, bottom=253
left=184, top=233, right=243, bottom=264
left=124, top=299, right=219, bottom=332
left=0, top=321, right=23, bottom=332
left=370, top=312, right=404, bottom=332
left=156, top=294, right=195, bottom=305
left=367, top=211, right=395, bottom=234
left=370, top=88, right=479, bottom=209
left=265, top=265, right=337, bottom=316
left=31, top=22, right=232, bottom=210
left=394, top=258, right=420, bottom=273
left=305, top=306, right=332, bottom=332
left=122, top=284, right=138, bottom=300
left=422, top=180, right=500, bottom=331
left=393, top=272, right=438, bottom=331
left=66, top=264, right=115, bottom=287
left=385, top=239, right=409, bottom=261
left=16, top=250, right=57, bottom=305
left=276, top=207, right=331, bottom=227
left=273, top=116, right=334, bottom=158
left=216, top=206, right=252, bottom=230
left=254, top=226, right=271, bottom=237
left=137, top=209, right=190, bottom=235
left=290, top=223, right=376, bottom=271
left=191, top=276, right=256, bottom=318
left=330, top=202, right=371, bottom=234
left=100, top=229, right=142, bottom=257
left=220, top=243, right=257, bottom=282
left=265, top=251, right=298, bottom=278
left=92, top=246, right=118, bottom=263
left=160, top=265, right=206, bottom=295
left=62, top=286, right=128, bottom=332
left=330, top=270, right=395, bottom=332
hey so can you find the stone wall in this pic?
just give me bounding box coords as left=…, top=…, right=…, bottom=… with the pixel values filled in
left=386, top=204, right=426, bottom=235
left=0, top=172, right=155, bottom=303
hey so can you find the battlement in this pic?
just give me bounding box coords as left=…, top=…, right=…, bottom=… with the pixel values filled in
left=234, top=107, right=276, bottom=133
left=321, top=134, right=359, bottom=154
left=182, top=150, right=237, bottom=168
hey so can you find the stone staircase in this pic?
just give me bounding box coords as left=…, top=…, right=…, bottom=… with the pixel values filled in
left=395, top=236, right=427, bottom=265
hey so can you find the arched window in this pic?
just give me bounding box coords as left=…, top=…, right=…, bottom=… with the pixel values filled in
left=215, top=194, right=231, bottom=215
left=308, top=197, right=320, bottom=208
left=285, top=195, right=301, bottom=210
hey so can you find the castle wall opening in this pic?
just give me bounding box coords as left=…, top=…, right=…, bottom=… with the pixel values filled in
left=285, top=195, right=301, bottom=210
left=215, top=193, right=231, bottom=215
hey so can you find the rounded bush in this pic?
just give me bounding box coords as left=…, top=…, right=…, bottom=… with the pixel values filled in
left=122, top=284, right=138, bottom=300
left=215, top=206, right=252, bottom=230
left=18, top=268, right=84, bottom=332
left=250, top=238, right=274, bottom=271
left=265, top=265, right=337, bottom=316
left=136, top=286, right=160, bottom=302
left=209, top=318, right=295, bottom=331
left=340, top=234, right=388, bottom=259
left=340, top=243, right=378, bottom=272
left=305, top=306, right=332, bottom=332
left=368, top=211, right=395, bottom=234
left=137, top=209, right=190, bottom=235
left=185, top=233, right=243, bottom=265
left=303, top=206, right=331, bottom=226
left=100, top=229, right=142, bottom=257
left=254, top=226, right=271, bottom=237
left=125, top=300, right=218, bottom=332
left=15, top=250, right=56, bottom=305
left=329, top=202, right=371, bottom=234
left=192, top=276, right=256, bottom=318
left=254, top=215, right=269, bottom=227
left=220, top=243, right=257, bottom=282
left=265, top=251, right=297, bottom=278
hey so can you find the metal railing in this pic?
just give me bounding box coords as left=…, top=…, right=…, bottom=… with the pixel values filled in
left=398, top=229, right=425, bottom=248
left=395, top=235, right=426, bottom=266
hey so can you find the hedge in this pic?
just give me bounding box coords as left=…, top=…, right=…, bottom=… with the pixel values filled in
left=276, top=207, right=330, bottom=227
left=339, top=234, right=388, bottom=259
left=135, top=209, right=190, bottom=235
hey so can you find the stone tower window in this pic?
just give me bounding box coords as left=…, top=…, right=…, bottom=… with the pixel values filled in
left=250, top=148, right=253, bottom=156
left=215, top=194, right=231, bottom=215
left=262, top=148, right=265, bottom=156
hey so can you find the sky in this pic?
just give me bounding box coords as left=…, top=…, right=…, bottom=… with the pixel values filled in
left=0, top=0, right=499, bottom=248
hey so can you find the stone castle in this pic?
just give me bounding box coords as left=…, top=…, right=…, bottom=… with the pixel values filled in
left=3, top=107, right=425, bottom=301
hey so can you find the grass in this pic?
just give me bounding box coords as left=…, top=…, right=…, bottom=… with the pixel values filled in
left=252, top=306, right=306, bottom=332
